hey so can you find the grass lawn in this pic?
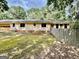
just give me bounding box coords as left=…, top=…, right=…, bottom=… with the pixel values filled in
left=0, top=32, right=55, bottom=58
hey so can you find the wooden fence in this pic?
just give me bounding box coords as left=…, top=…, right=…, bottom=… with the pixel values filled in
left=50, top=28, right=79, bottom=46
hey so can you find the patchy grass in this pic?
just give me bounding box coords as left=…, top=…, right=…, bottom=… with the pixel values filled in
left=0, top=32, right=55, bottom=55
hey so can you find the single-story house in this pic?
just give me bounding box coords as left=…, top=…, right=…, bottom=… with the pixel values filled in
left=0, top=19, right=70, bottom=32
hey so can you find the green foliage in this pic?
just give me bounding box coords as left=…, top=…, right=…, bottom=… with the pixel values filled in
left=0, top=11, right=11, bottom=19
left=0, top=6, right=26, bottom=19
left=0, top=0, right=9, bottom=11
left=9, top=6, right=26, bottom=19
left=47, top=0, right=73, bottom=10
left=26, top=8, right=44, bottom=19
left=72, top=21, right=79, bottom=29
left=46, top=0, right=78, bottom=20
left=25, top=6, right=66, bottom=20
left=0, top=0, right=77, bottom=20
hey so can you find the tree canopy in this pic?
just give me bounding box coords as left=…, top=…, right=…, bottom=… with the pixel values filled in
left=47, top=0, right=73, bottom=10
left=0, top=0, right=9, bottom=12
left=9, top=6, right=26, bottom=19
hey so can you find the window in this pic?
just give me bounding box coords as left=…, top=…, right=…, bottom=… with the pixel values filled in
left=56, top=24, right=58, bottom=28
left=20, top=23, right=25, bottom=27
left=64, top=24, right=67, bottom=28
left=60, top=24, right=63, bottom=26
left=41, top=23, right=46, bottom=27
left=33, top=23, right=36, bottom=26
left=51, top=24, right=54, bottom=27
left=13, top=23, right=15, bottom=27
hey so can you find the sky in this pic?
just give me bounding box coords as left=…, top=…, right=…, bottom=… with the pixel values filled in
left=6, top=0, right=47, bottom=10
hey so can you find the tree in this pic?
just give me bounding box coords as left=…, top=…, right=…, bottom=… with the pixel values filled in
left=27, top=8, right=44, bottom=19
left=47, top=0, right=73, bottom=10
left=46, top=0, right=77, bottom=20
left=9, top=6, right=26, bottom=19
left=0, top=0, right=9, bottom=12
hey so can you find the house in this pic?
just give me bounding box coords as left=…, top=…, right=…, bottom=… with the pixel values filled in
left=0, top=19, right=70, bottom=32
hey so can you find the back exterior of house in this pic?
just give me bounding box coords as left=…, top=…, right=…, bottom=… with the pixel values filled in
left=0, top=20, right=70, bottom=32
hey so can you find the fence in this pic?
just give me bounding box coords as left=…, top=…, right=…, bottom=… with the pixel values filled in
left=50, top=28, right=79, bottom=46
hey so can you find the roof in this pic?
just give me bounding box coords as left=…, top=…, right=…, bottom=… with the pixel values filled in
left=0, top=19, right=71, bottom=24
left=0, top=19, right=52, bottom=24
left=51, top=20, right=70, bottom=24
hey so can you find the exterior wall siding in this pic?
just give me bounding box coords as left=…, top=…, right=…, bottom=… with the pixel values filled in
left=10, top=23, right=51, bottom=32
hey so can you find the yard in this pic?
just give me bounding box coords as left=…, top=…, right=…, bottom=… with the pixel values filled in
left=0, top=32, right=55, bottom=59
